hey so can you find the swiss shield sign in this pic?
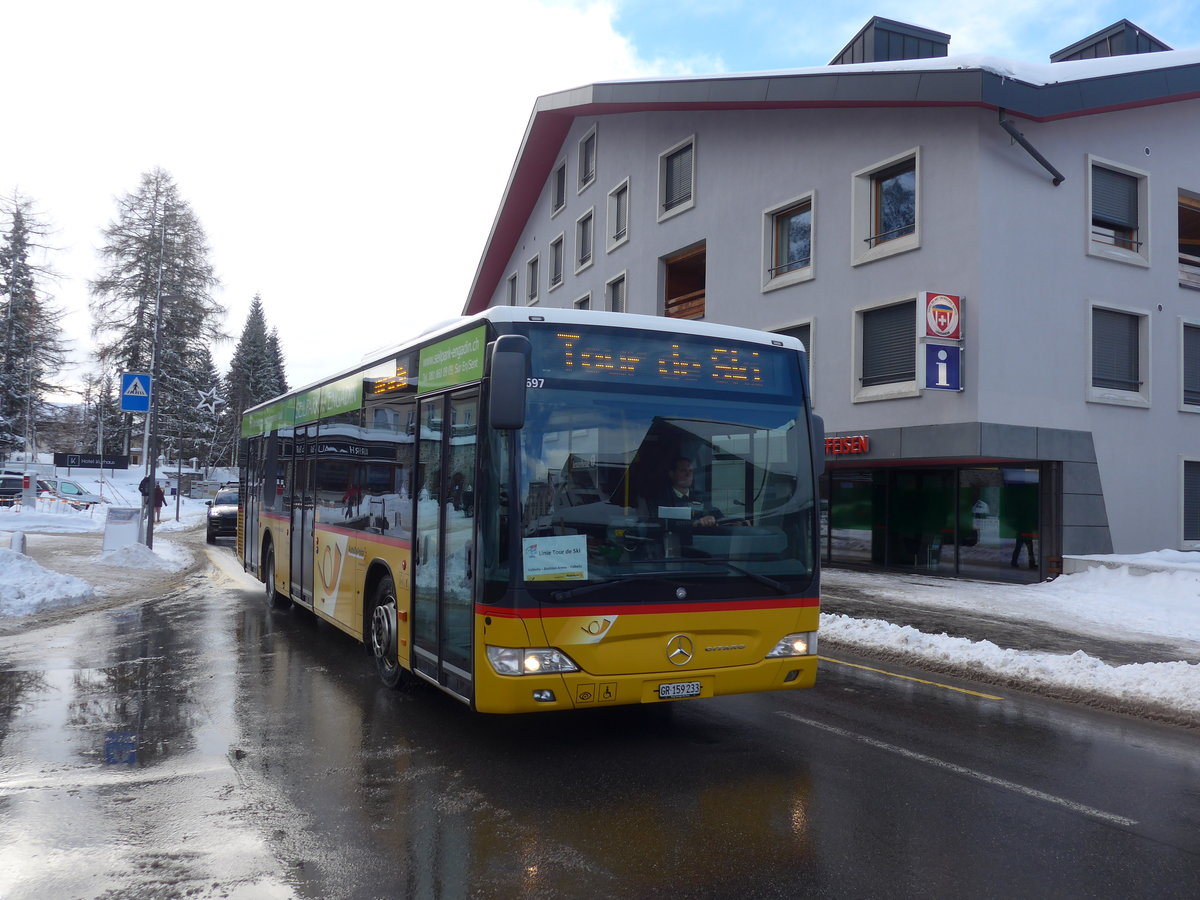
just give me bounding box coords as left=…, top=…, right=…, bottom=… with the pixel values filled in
left=923, top=292, right=962, bottom=340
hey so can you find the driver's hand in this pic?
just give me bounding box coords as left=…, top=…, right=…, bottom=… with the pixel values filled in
left=695, top=514, right=717, bottom=527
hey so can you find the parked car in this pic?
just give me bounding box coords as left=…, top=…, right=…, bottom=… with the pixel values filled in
left=206, top=486, right=239, bottom=543
left=40, top=477, right=103, bottom=509
left=0, top=473, right=50, bottom=507
left=0, top=473, right=24, bottom=506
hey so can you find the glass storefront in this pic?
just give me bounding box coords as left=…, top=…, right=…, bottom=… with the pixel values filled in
left=821, top=464, right=1044, bottom=583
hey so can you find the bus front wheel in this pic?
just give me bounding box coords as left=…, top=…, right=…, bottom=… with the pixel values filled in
left=370, top=575, right=407, bottom=689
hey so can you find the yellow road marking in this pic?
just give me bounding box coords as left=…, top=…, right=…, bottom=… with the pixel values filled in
left=818, top=655, right=1004, bottom=700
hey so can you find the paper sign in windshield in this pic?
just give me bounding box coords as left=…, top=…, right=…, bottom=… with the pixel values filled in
left=523, top=535, right=589, bottom=581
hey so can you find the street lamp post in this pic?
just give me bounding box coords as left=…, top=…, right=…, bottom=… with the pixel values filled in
left=144, top=283, right=165, bottom=550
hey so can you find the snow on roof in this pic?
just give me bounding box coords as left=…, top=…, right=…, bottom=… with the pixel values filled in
left=592, top=47, right=1200, bottom=90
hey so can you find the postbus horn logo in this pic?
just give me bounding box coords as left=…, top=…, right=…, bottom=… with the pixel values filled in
left=926, top=293, right=961, bottom=339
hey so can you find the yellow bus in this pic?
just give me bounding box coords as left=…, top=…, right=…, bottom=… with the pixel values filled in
left=238, top=308, right=823, bottom=713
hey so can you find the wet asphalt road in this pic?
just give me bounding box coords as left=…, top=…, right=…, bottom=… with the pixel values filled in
left=1, top=545, right=1199, bottom=899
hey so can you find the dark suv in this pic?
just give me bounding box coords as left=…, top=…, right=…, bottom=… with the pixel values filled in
left=206, top=488, right=239, bottom=543
left=0, top=473, right=49, bottom=507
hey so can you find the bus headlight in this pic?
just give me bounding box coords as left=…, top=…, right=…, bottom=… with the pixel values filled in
left=765, top=632, right=818, bottom=658
left=486, top=646, right=580, bottom=676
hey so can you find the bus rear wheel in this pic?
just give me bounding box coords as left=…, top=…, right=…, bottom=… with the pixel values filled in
left=263, top=547, right=289, bottom=609
left=370, top=575, right=407, bottom=689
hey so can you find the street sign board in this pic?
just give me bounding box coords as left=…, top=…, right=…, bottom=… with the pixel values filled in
left=53, top=453, right=130, bottom=470
left=120, top=373, right=151, bottom=413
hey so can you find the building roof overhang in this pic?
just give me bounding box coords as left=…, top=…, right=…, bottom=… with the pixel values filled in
left=464, top=51, right=1200, bottom=314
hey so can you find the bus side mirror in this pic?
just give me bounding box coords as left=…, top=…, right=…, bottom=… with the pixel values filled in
left=489, top=334, right=531, bottom=430
left=810, top=413, right=825, bottom=478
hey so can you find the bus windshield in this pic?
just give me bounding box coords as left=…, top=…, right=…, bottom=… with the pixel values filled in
left=515, top=384, right=816, bottom=592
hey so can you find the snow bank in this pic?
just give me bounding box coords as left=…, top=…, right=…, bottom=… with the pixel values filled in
left=0, top=548, right=95, bottom=616
left=820, top=613, right=1200, bottom=721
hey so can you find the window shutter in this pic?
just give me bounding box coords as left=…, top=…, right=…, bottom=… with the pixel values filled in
left=1092, top=167, right=1138, bottom=229
left=614, top=187, right=628, bottom=238
left=1092, top=309, right=1139, bottom=391
left=1185, top=461, right=1200, bottom=541
left=665, top=145, right=693, bottom=210
left=1186, top=325, right=1200, bottom=406
left=862, top=301, right=915, bottom=385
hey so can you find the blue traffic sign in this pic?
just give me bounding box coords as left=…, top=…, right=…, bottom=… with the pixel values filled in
left=120, top=373, right=152, bottom=412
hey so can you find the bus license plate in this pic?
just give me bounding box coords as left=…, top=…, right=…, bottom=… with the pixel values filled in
left=659, top=681, right=702, bottom=700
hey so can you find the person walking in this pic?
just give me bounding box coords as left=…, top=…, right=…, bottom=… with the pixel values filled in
left=153, top=484, right=167, bottom=524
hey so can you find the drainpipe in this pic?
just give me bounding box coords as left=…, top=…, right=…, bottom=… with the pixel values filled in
left=998, top=110, right=1065, bottom=186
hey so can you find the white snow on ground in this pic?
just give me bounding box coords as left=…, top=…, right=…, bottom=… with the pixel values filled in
left=823, top=555, right=1200, bottom=644
left=0, top=548, right=95, bottom=615
left=819, top=556, right=1200, bottom=717
left=1, top=465, right=1198, bottom=718
left=821, top=615, right=1200, bottom=719
left=94, top=539, right=193, bottom=572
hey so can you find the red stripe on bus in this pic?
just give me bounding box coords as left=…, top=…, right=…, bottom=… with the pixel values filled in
left=316, top=523, right=411, bottom=549
left=476, top=597, right=819, bottom=618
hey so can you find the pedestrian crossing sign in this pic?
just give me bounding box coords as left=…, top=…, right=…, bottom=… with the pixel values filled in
left=120, top=373, right=152, bottom=412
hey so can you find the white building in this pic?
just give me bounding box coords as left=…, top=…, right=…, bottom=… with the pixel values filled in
left=463, top=17, right=1200, bottom=582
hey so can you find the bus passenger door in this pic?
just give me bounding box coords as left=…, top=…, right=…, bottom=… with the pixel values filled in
left=289, top=426, right=315, bottom=606
left=412, top=391, right=478, bottom=699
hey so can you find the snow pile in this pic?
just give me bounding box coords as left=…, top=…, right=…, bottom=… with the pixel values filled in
left=825, top=556, right=1200, bottom=644
left=0, top=548, right=95, bottom=616
left=96, top=539, right=192, bottom=572
left=820, top=614, right=1200, bottom=719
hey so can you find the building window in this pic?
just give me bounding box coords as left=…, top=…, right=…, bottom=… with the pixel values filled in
left=1180, top=191, right=1200, bottom=289
left=1184, top=322, right=1200, bottom=409
left=526, top=255, right=539, bottom=305
left=607, top=179, right=630, bottom=251
left=852, top=148, right=920, bottom=266
left=506, top=273, right=517, bottom=307
left=607, top=273, right=626, bottom=314
left=578, top=127, right=597, bottom=192
left=576, top=209, right=594, bottom=272
left=854, top=299, right=918, bottom=402
left=1185, top=460, right=1200, bottom=545
left=763, top=193, right=815, bottom=291
left=777, top=322, right=813, bottom=394
left=1088, top=157, right=1149, bottom=266
left=1090, top=305, right=1149, bottom=406
left=658, top=136, right=695, bottom=221
left=551, top=161, right=567, bottom=216
left=871, top=161, right=915, bottom=246
left=663, top=244, right=705, bottom=320
left=549, top=235, right=564, bottom=290
left=574, top=293, right=591, bottom=310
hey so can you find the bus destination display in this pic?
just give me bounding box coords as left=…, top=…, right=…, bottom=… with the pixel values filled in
left=522, top=327, right=799, bottom=394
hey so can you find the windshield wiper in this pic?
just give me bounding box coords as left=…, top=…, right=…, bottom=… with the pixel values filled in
left=690, top=559, right=789, bottom=593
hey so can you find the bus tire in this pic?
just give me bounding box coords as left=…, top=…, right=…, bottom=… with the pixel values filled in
left=370, top=575, right=407, bottom=689
left=263, top=546, right=289, bottom=609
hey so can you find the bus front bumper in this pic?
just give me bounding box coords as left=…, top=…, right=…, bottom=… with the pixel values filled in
left=473, top=656, right=818, bottom=714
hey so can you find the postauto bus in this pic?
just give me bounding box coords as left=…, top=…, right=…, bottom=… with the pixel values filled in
left=238, top=307, right=823, bottom=713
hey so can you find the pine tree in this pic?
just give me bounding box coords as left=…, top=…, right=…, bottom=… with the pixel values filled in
left=225, top=295, right=289, bottom=417
left=89, top=168, right=223, bottom=460
left=0, top=193, right=69, bottom=462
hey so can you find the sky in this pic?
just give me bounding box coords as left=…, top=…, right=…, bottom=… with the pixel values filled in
left=5, top=0, right=1200, bottom=399
left=2, top=465, right=1198, bottom=723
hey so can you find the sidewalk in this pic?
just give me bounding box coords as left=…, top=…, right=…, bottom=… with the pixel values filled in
left=820, top=566, right=1198, bottom=668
